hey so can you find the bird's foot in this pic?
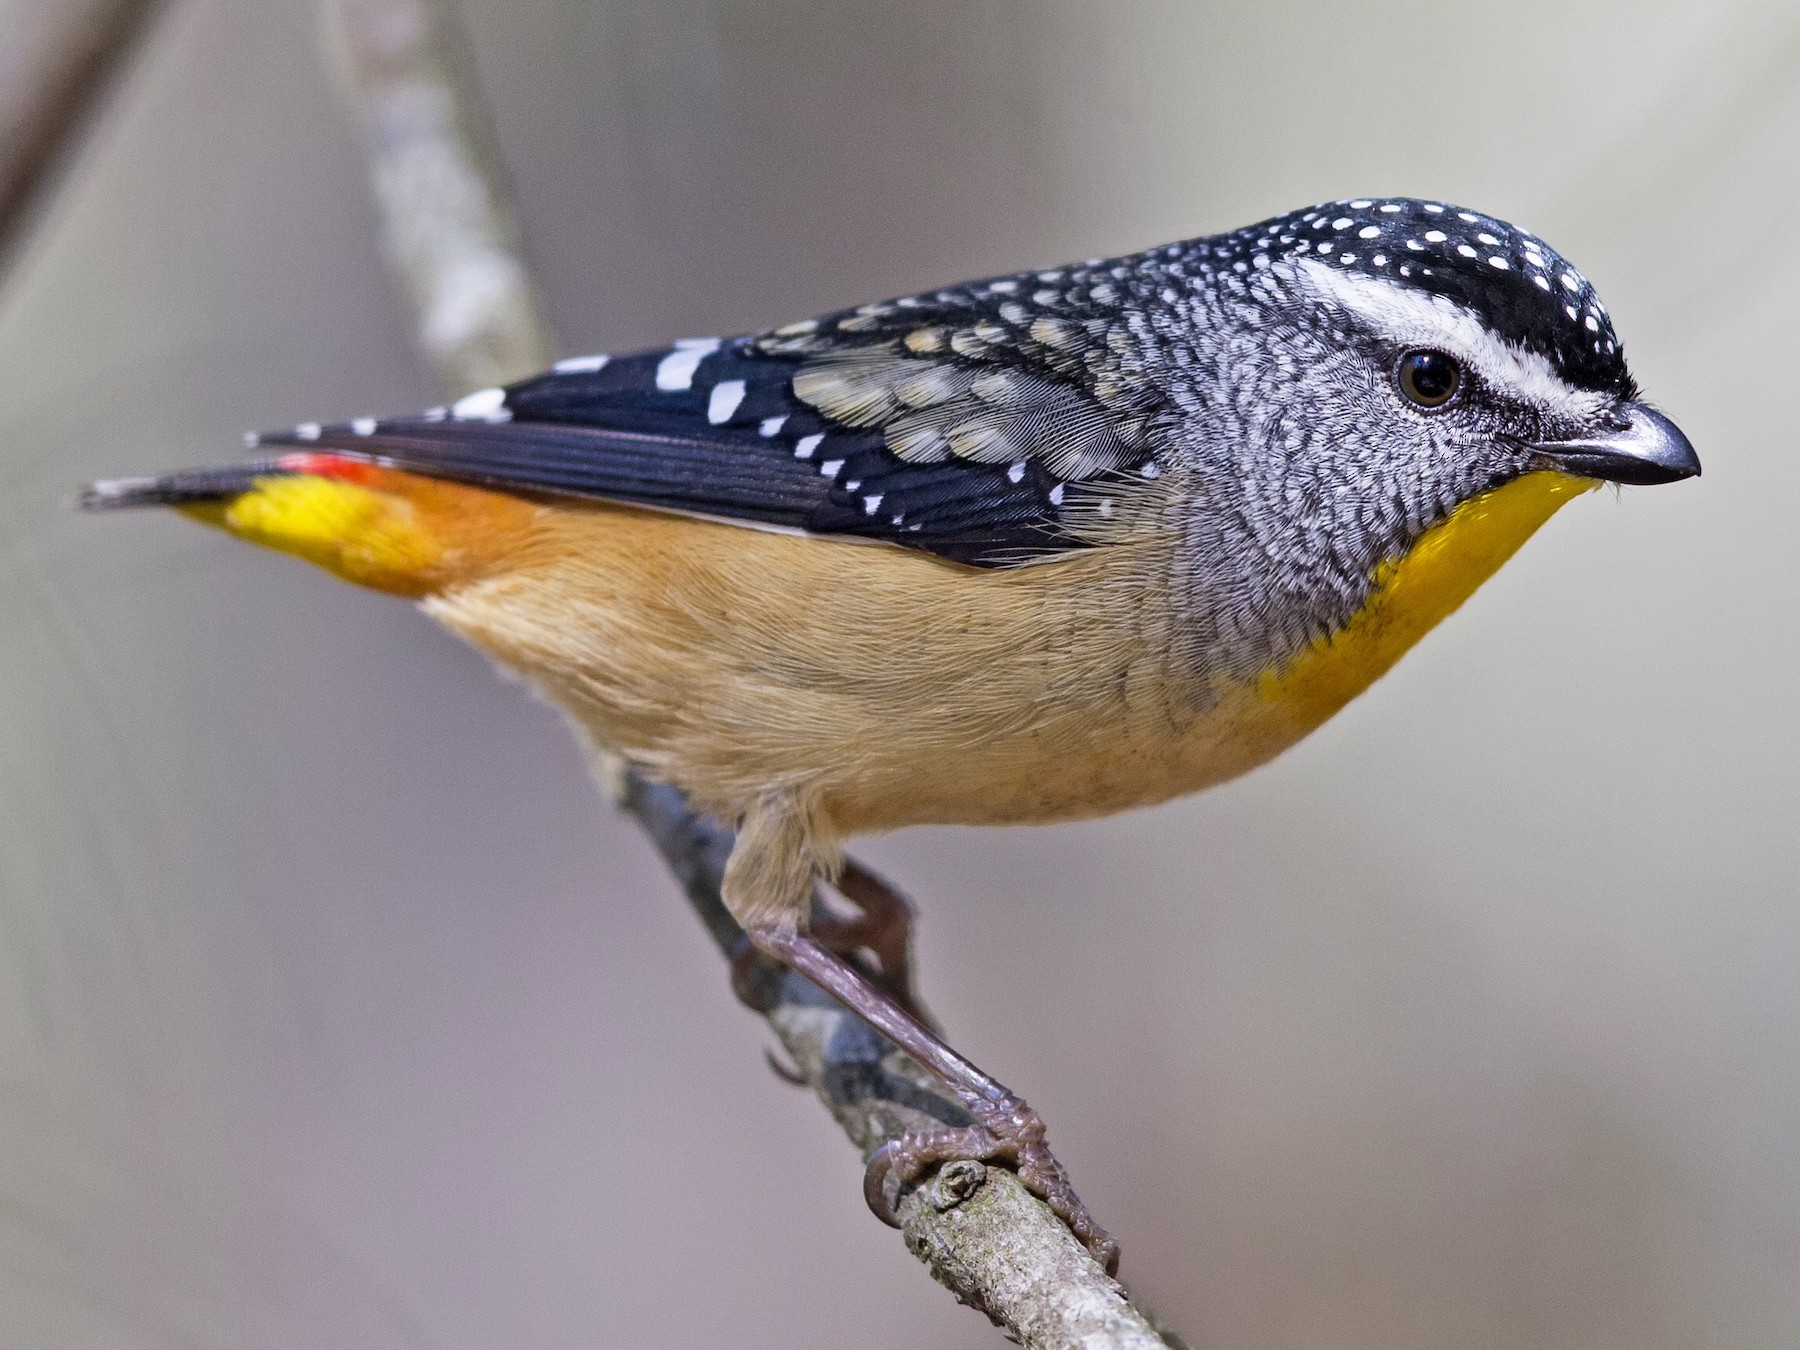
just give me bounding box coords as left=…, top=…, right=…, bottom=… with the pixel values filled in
left=864, top=1094, right=1119, bottom=1275
left=745, top=922, right=1122, bottom=1273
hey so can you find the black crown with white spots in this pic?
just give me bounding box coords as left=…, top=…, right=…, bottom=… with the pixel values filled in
left=1208, top=198, right=1628, bottom=393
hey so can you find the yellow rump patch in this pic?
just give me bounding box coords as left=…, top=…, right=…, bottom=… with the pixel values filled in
left=186, top=465, right=549, bottom=597
left=185, top=474, right=446, bottom=597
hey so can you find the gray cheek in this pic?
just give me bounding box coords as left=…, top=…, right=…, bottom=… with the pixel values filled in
left=1157, top=318, right=1522, bottom=683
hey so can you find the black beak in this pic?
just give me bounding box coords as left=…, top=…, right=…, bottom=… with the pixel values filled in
left=1531, top=402, right=1701, bottom=485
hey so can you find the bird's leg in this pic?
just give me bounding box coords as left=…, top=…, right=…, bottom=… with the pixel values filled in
left=728, top=855, right=935, bottom=1029
left=745, top=922, right=1121, bottom=1275
left=814, top=857, right=936, bottom=1030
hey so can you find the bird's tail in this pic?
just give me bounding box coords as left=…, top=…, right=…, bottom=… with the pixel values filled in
left=81, top=449, right=539, bottom=598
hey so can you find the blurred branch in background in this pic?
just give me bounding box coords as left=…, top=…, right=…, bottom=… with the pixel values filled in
left=321, top=0, right=551, bottom=393
left=0, top=0, right=168, bottom=268
left=318, top=1, right=1179, bottom=1345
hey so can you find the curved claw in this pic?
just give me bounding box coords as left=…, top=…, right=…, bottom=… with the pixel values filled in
left=763, top=1045, right=808, bottom=1085
left=863, top=1142, right=905, bottom=1227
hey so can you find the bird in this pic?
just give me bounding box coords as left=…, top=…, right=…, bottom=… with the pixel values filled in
left=83, top=197, right=1699, bottom=1272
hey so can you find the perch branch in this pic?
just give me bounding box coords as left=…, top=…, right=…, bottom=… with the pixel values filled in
left=319, top=3, right=1180, bottom=1344
left=0, top=0, right=169, bottom=269
left=621, top=773, right=1180, bottom=1348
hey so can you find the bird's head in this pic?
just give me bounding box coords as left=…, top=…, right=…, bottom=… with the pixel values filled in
left=1139, top=199, right=1698, bottom=664
left=1189, top=197, right=1697, bottom=511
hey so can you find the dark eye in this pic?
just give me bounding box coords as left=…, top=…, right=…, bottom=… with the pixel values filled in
left=1397, top=349, right=1462, bottom=408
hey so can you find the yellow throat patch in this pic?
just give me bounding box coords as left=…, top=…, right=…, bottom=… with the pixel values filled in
left=1258, top=469, right=1596, bottom=728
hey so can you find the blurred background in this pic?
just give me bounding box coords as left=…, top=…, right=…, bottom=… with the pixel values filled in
left=3, top=1, right=1798, bottom=1345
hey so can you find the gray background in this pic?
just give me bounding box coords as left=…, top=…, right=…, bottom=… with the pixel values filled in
left=2, top=1, right=1797, bottom=1345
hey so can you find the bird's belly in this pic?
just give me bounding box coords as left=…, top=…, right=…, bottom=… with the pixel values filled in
left=421, top=500, right=1218, bottom=829
left=813, top=681, right=1308, bottom=832
left=422, top=470, right=1592, bottom=837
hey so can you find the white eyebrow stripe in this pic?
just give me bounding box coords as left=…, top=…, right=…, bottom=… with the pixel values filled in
left=1290, top=258, right=1605, bottom=414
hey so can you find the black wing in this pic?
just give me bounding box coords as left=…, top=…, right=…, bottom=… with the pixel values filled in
left=247, top=264, right=1177, bottom=568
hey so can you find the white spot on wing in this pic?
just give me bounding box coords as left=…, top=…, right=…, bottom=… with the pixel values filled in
left=553, top=353, right=611, bottom=374
left=707, top=379, right=746, bottom=424
left=760, top=415, right=788, bottom=437
left=794, top=433, right=824, bottom=459
left=352, top=418, right=377, bottom=436
left=655, top=338, right=720, bottom=391
left=452, top=387, right=511, bottom=422
left=295, top=422, right=321, bottom=441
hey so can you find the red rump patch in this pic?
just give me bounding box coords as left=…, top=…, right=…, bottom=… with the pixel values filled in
left=275, top=452, right=382, bottom=485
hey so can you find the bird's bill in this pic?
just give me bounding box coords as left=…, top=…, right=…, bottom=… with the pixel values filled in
left=1530, top=402, right=1700, bottom=485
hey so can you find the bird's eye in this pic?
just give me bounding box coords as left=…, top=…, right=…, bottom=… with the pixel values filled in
left=1397, top=350, right=1462, bottom=408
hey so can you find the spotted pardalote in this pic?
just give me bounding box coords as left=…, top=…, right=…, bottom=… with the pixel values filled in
left=84, top=197, right=1699, bottom=1269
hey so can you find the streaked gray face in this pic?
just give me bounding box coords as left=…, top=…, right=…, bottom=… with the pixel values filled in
left=1143, top=246, right=1638, bottom=686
